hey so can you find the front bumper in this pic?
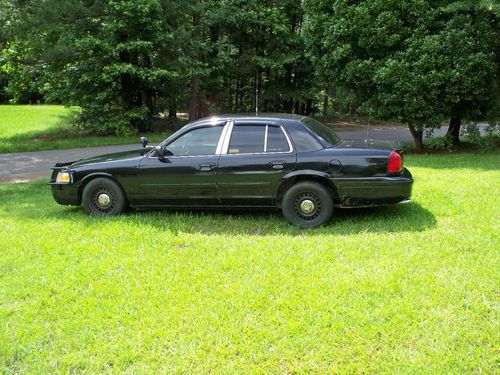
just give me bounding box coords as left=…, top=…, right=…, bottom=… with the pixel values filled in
left=50, top=183, right=80, bottom=206
left=333, top=168, right=414, bottom=207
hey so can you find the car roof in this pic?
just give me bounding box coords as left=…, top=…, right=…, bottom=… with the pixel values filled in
left=188, top=113, right=307, bottom=127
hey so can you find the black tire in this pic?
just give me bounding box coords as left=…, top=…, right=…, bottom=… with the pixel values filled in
left=281, top=182, right=334, bottom=228
left=82, top=177, right=127, bottom=216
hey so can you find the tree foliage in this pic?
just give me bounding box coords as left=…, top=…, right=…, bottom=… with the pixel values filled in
left=1, top=0, right=499, bottom=145
left=303, top=0, right=500, bottom=149
left=2, top=0, right=317, bottom=134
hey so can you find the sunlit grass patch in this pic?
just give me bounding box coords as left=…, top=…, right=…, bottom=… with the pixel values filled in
left=0, top=153, right=498, bottom=372
left=0, top=105, right=169, bottom=153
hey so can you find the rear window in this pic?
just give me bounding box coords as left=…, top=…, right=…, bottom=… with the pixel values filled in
left=302, top=117, right=342, bottom=147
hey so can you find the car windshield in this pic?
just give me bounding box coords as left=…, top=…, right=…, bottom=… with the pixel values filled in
left=302, top=117, right=342, bottom=147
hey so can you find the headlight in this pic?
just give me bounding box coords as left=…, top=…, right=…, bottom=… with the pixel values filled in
left=56, top=171, right=72, bottom=184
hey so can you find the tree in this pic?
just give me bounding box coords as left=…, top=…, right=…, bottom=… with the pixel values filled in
left=0, top=0, right=43, bottom=103
left=303, top=0, right=500, bottom=150
left=5, top=0, right=318, bottom=130
left=436, top=1, right=500, bottom=146
left=8, top=0, right=180, bottom=134
left=182, top=0, right=318, bottom=121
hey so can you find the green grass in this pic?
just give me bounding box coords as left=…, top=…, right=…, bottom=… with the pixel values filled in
left=0, top=153, right=498, bottom=373
left=0, top=105, right=169, bottom=153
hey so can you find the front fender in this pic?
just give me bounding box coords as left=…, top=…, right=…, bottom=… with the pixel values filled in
left=78, top=172, right=115, bottom=186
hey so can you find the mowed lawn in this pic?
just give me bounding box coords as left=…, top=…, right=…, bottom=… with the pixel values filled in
left=0, top=153, right=498, bottom=373
left=0, top=105, right=167, bottom=153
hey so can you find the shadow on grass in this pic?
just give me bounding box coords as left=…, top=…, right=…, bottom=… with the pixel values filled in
left=120, top=203, right=437, bottom=236
left=20, top=202, right=437, bottom=236
left=2, top=182, right=436, bottom=236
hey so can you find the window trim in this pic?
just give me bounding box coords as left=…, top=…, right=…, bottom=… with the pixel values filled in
left=221, top=123, right=293, bottom=156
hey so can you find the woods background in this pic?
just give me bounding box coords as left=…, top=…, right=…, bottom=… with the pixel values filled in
left=0, top=0, right=499, bottom=149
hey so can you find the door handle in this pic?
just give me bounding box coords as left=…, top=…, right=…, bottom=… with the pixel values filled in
left=269, top=160, right=286, bottom=170
left=199, top=163, right=216, bottom=172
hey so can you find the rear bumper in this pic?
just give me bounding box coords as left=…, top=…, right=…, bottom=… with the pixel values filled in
left=50, top=183, right=80, bottom=206
left=332, top=168, right=413, bottom=207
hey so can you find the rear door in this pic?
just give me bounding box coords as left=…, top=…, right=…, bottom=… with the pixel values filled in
left=216, top=120, right=297, bottom=206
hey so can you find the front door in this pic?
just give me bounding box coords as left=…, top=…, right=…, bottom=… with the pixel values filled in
left=137, top=124, right=225, bottom=206
left=216, top=121, right=297, bottom=206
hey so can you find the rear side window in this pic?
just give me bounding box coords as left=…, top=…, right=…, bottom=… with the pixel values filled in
left=228, top=124, right=291, bottom=154
left=267, top=126, right=290, bottom=152
left=301, top=117, right=342, bottom=147
left=228, top=125, right=265, bottom=154
left=287, top=126, right=323, bottom=152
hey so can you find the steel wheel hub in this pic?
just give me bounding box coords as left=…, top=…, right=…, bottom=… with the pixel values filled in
left=293, top=192, right=321, bottom=221
left=300, top=199, right=316, bottom=214
left=97, top=193, right=111, bottom=208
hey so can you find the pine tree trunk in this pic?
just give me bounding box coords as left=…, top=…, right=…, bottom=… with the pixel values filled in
left=188, top=77, right=199, bottom=121
left=263, top=99, right=269, bottom=112
left=235, top=74, right=240, bottom=111
left=306, top=99, right=313, bottom=116
left=446, top=116, right=461, bottom=146
left=274, top=96, right=280, bottom=112
left=300, top=102, right=306, bottom=115
left=408, top=123, right=424, bottom=151
left=168, top=101, right=176, bottom=119
left=141, top=90, right=154, bottom=132
left=226, top=76, right=232, bottom=113
left=322, top=94, right=329, bottom=116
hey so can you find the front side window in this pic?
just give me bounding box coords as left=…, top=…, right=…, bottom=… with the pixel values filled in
left=228, top=124, right=290, bottom=154
left=166, top=125, right=224, bottom=156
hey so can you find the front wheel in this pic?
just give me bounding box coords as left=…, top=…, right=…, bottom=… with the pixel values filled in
left=82, top=177, right=127, bottom=216
left=281, top=182, right=334, bottom=228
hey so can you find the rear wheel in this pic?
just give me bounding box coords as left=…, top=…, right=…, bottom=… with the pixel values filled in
left=82, top=177, right=127, bottom=216
left=281, top=182, right=333, bottom=228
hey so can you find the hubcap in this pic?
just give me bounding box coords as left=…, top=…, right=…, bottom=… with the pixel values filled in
left=97, top=193, right=111, bottom=207
left=293, top=192, right=321, bottom=221
left=300, top=199, right=316, bottom=214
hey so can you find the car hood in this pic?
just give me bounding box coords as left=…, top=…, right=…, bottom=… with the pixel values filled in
left=336, top=138, right=399, bottom=151
left=69, top=148, right=149, bottom=167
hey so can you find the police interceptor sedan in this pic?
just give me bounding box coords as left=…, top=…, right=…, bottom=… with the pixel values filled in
left=50, top=114, right=413, bottom=227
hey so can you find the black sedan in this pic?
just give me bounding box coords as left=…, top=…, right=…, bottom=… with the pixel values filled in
left=50, top=114, right=413, bottom=227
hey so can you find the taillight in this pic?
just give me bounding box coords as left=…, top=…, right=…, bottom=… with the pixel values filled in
left=388, top=150, right=403, bottom=174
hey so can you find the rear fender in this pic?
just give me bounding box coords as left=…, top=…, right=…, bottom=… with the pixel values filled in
left=274, top=170, right=338, bottom=207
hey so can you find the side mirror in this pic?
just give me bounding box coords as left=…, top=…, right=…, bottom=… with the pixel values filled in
left=140, top=136, right=149, bottom=148
left=155, top=145, right=164, bottom=158
left=156, top=145, right=173, bottom=158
